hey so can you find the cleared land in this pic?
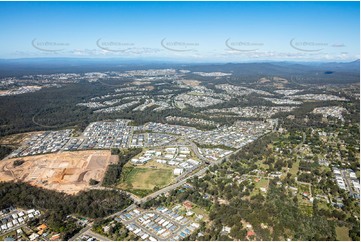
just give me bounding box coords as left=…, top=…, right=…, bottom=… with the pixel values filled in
left=180, top=80, right=201, bottom=87
left=0, top=150, right=117, bottom=194
left=0, top=131, right=42, bottom=147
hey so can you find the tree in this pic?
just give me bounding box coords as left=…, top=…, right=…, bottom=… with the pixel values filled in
left=89, top=179, right=99, bottom=185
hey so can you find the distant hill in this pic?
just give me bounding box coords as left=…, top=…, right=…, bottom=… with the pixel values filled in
left=0, top=58, right=359, bottom=84
left=183, top=60, right=360, bottom=84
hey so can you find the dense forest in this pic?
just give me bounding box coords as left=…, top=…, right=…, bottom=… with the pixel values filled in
left=205, top=183, right=336, bottom=241
left=0, top=145, right=13, bottom=159
left=0, top=82, right=108, bottom=136
left=0, top=60, right=359, bottom=138
left=0, top=182, right=132, bottom=218
left=0, top=182, right=133, bottom=239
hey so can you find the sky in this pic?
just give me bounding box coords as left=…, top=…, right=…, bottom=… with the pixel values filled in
left=0, top=1, right=359, bottom=62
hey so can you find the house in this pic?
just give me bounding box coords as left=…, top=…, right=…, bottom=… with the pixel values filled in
left=50, top=234, right=61, bottom=241
left=247, top=230, right=256, bottom=238
left=179, top=147, right=190, bottom=154
left=156, top=159, right=167, bottom=164
left=103, top=225, right=110, bottom=233
left=27, top=209, right=35, bottom=214
left=174, top=168, right=184, bottom=176
left=131, top=158, right=139, bottom=163
left=221, top=226, right=231, bottom=234
left=183, top=200, right=193, bottom=210
left=29, top=233, right=39, bottom=241
left=302, top=192, right=309, bottom=198
left=37, top=224, right=47, bottom=231
left=166, top=148, right=177, bottom=154
left=246, top=224, right=253, bottom=229
left=191, top=223, right=200, bottom=229
left=164, top=154, right=174, bottom=159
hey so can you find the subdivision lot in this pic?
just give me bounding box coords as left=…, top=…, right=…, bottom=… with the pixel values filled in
left=117, top=207, right=199, bottom=241
left=0, top=150, right=117, bottom=194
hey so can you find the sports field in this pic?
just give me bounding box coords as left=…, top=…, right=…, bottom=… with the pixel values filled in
left=118, top=164, right=174, bottom=196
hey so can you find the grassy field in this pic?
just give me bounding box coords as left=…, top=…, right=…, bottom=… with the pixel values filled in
left=336, top=226, right=351, bottom=241
left=297, top=183, right=311, bottom=194
left=255, top=178, right=269, bottom=189
left=250, top=178, right=270, bottom=196
left=289, top=160, right=300, bottom=177
left=192, top=206, right=209, bottom=221
left=317, top=201, right=331, bottom=210
left=255, top=159, right=269, bottom=170
left=118, top=164, right=174, bottom=196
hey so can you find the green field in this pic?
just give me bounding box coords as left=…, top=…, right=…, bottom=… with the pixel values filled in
left=289, top=160, right=300, bottom=177
left=255, top=178, right=269, bottom=189
left=118, top=166, right=174, bottom=197
left=336, top=226, right=351, bottom=241
left=192, top=206, right=209, bottom=220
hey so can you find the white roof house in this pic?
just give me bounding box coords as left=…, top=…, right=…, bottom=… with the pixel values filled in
left=174, top=168, right=184, bottom=176
left=29, top=233, right=39, bottom=241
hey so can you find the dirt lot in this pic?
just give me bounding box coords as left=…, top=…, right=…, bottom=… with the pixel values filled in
left=0, top=150, right=118, bottom=194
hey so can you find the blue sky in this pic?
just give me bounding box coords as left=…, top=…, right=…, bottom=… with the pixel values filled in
left=0, top=1, right=359, bottom=62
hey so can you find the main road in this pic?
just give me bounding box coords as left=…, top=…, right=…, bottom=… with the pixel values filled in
left=74, top=130, right=275, bottom=240
left=136, top=135, right=263, bottom=204
left=91, top=130, right=275, bottom=205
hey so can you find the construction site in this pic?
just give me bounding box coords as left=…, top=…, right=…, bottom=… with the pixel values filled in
left=0, top=150, right=118, bottom=194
